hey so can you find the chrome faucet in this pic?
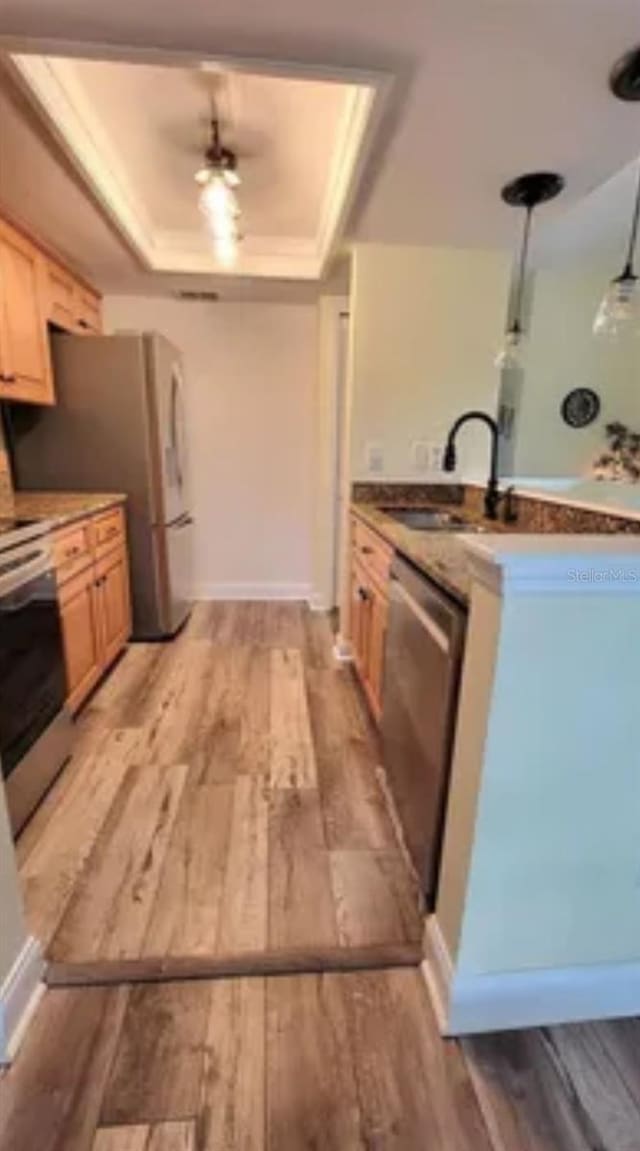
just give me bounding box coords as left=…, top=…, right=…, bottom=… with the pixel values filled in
left=443, top=410, right=501, bottom=520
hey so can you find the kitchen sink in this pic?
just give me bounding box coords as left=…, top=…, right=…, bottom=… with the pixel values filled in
left=380, top=507, right=485, bottom=532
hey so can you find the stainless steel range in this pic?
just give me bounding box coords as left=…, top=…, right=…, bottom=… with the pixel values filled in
left=0, top=517, right=72, bottom=836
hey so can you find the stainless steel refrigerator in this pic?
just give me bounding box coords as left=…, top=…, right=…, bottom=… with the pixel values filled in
left=10, top=331, right=193, bottom=639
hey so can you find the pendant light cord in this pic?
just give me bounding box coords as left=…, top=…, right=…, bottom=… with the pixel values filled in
left=511, top=205, right=533, bottom=333
left=623, top=162, right=640, bottom=277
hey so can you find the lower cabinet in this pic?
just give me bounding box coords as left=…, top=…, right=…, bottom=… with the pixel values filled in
left=59, top=566, right=103, bottom=714
left=95, top=547, right=132, bottom=670
left=55, top=509, right=131, bottom=713
left=349, top=516, right=392, bottom=723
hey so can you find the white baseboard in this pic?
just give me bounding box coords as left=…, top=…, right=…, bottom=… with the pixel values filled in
left=332, top=632, right=353, bottom=662
left=422, top=913, right=640, bottom=1035
left=307, top=592, right=333, bottom=613
left=0, top=936, right=45, bottom=1064
left=192, top=582, right=313, bottom=602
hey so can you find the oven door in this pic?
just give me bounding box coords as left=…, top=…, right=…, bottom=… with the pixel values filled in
left=0, top=543, right=67, bottom=784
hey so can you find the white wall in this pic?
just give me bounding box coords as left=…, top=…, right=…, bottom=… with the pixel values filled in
left=103, top=296, right=317, bottom=599
left=511, top=265, right=640, bottom=478
left=348, top=244, right=511, bottom=482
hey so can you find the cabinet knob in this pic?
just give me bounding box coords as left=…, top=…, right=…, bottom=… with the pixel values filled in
left=0, top=373, right=16, bottom=383
left=360, top=545, right=373, bottom=555
left=358, top=586, right=369, bottom=601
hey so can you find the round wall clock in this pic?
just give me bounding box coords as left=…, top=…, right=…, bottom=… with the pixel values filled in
left=561, top=388, right=601, bottom=429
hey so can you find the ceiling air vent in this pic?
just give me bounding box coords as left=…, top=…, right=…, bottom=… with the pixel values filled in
left=175, top=290, right=219, bottom=302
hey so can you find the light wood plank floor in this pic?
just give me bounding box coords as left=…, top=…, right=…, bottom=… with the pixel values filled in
left=17, top=603, right=423, bottom=982
left=2, top=973, right=639, bottom=1151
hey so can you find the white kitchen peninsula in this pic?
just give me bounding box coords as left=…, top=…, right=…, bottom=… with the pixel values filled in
left=425, top=533, right=640, bottom=1034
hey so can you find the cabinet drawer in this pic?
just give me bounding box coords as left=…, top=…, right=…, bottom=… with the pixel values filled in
left=352, top=516, right=393, bottom=590
left=53, top=519, right=92, bottom=584
left=91, top=506, right=125, bottom=557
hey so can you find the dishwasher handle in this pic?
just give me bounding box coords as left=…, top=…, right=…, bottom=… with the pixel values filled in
left=389, top=573, right=451, bottom=655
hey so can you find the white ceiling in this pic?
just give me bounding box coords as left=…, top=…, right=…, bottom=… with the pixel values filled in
left=2, top=0, right=640, bottom=251
left=0, top=0, right=639, bottom=292
left=8, top=53, right=376, bottom=279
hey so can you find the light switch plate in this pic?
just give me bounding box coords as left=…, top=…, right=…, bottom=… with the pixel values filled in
left=366, top=442, right=384, bottom=474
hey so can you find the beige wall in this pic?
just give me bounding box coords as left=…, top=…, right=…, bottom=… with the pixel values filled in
left=348, top=244, right=511, bottom=482
left=512, top=265, right=640, bottom=478
left=104, top=296, right=317, bottom=598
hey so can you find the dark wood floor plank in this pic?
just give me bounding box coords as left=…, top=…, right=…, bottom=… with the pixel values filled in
left=266, top=973, right=364, bottom=1150
left=50, top=761, right=188, bottom=962
left=343, top=969, right=492, bottom=1151
left=143, top=780, right=234, bottom=957
left=463, top=1029, right=599, bottom=1151
left=0, top=986, right=127, bottom=1151
left=330, top=850, right=422, bottom=946
left=100, top=982, right=210, bottom=1125
left=268, top=789, right=338, bottom=950
left=590, top=1017, right=640, bottom=1112
left=199, top=977, right=265, bottom=1150
left=544, top=1023, right=640, bottom=1151
left=134, top=642, right=218, bottom=766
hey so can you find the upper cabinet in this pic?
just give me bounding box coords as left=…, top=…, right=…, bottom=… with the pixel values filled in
left=0, top=219, right=54, bottom=405
left=0, top=213, right=103, bottom=406
left=46, top=260, right=103, bottom=335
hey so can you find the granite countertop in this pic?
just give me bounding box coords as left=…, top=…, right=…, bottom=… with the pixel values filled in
left=351, top=501, right=496, bottom=605
left=14, top=491, right=127, bottom=530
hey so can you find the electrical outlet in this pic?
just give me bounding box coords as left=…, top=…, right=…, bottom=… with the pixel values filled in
left=366, top=442, right=384, bottom=474
left=430, top=443, right=444, bottom=472
left=411, top=440, right=430, bottom=473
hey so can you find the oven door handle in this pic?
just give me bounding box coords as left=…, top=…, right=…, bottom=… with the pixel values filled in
left=0, top=550, right=52, bottom=598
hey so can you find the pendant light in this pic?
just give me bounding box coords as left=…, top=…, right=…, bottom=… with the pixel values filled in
left=495, top=171, right=565, bottom=369
left=593, top=45, right=640, bottom=339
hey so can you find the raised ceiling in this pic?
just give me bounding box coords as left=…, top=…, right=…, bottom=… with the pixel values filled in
left=2, top=0, right=640, bottom=252
left=9, top=54, right=379, bottom=279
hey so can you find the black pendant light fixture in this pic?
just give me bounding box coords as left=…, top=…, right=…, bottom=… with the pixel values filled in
left=495, top=171, right=564, bottom=369
left=593, top=45, right=640, bottom=339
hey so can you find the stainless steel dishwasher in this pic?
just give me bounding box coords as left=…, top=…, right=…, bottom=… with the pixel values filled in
left=381, top=554, right=467, bottom=906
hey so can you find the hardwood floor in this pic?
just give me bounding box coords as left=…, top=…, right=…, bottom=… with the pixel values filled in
left=4, top=603, right=640, bottom=1151
left=17, top=603, right=422, bottom=981
left=3, top=973, right=639, bottom=1151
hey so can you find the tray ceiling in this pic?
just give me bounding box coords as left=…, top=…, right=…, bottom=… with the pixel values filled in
left=11, top=54, right=380, bottom=280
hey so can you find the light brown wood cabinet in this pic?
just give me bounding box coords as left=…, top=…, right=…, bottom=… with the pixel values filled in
left=54, top=505, right=131, bottom=713
left=46, top=260, right=103, bottom=335
left=0, top=219, right=54, bottom=404
left=0, top=212, right=103, bottom=407
left=349, top=513, right=393, bottom=722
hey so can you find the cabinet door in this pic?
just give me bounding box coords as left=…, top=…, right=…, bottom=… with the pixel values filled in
left=96, top=547, right=131, bottom=669
left=59, top=567, right=103, bottom=713
left=366, top=585, right=389, bottom=721
left=350, top=557, right=369, bottom=675
left=0, top=223, right=54, bottom=404
left=46, top=260, right=77, bottom=332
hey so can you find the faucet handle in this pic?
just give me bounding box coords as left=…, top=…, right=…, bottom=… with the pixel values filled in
left=502, top=485, right=518, bottom=524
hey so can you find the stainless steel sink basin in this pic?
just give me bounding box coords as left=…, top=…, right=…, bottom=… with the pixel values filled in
left=381, top=507, right=485, bottom=532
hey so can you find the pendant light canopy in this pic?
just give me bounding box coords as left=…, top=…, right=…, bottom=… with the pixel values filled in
left=495, top=172, right=564, bottom=370
left=593, top=45, right=640, bottom=340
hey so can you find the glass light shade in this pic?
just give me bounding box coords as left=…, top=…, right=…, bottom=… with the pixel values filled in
left=213, top=233, right=238, bottom=266
left=593, top=273, right=640, bottom=338
left=199, top=176, right=239, bottom=225
left=495, top=328, right=525, bottom=370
